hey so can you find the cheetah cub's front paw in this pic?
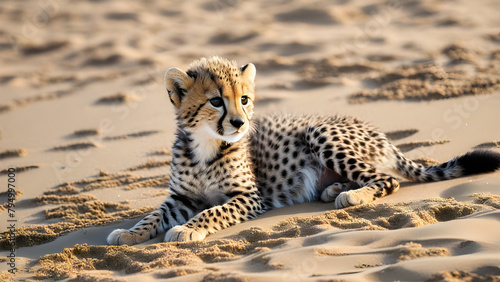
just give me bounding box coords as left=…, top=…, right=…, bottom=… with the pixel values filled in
left=107, top=229, right=149, bottom=245
left=164, top=225, right=206, bottom=242
left=334, top=191, right=362, bottom=209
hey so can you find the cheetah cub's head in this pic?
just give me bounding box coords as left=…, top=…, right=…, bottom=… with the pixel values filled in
left=164, top=56, right=256, bottom=143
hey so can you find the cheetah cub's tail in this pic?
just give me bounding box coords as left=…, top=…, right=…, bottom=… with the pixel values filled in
left=394, top=149, right=500, bottom=182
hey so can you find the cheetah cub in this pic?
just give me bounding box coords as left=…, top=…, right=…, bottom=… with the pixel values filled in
left=108, top=56, right=500, bottom=245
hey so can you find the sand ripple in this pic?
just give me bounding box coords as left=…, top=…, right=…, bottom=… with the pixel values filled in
left=29, top=195, right=499, bottom=279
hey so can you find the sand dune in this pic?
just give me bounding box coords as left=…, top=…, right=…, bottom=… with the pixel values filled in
left=30, top=195, right=500, bottom=280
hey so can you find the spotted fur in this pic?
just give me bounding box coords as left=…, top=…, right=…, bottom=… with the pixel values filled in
left=107, top=57, right=500, bottom=245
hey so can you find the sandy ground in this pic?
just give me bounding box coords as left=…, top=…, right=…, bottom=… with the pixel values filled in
left=1, top=0, right=500, bottom=281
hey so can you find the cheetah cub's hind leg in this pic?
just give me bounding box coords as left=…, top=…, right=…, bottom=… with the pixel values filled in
left=320, top=157, right=400, bottom=209
left=320, top=182, right=360, bottom=203
left=306, top=125, right=400, bottom=209
left=334, top=169, right=400, bottom=209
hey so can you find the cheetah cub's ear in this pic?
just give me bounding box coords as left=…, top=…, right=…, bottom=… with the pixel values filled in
left=164, top=67, right=195, bottom=108
left=241, top=63, right=256, bottom=83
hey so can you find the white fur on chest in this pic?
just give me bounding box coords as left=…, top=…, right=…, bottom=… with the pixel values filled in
left=190, top=125, right=222, bottom=164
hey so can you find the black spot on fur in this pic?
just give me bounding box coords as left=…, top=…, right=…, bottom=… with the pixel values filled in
left=457, top=150, right=500, bottom=175
left=186, top=70, right=198, bottom=79
left=339, top=163, right=345, bottom=171
left=180, top=209, right=189, bottom=221
left=173, top=82, right=186, bottom=101
left=352, top=171, right=360, bottom=180
left=282, top=157, right=289, bottom=165
left=326, top=160, right=334, bottom=170
left=226, top=190, right=243, bottom=198
left=323, top=150, right=333, bottom=159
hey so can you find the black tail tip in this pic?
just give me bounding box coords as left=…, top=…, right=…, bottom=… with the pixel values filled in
left=457, top=149, right=500, bottom=176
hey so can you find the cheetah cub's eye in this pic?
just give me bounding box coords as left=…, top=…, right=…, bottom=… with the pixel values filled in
left=241, top=96, right=249, bottom=105
left=209, top=97, right=223, bottom=107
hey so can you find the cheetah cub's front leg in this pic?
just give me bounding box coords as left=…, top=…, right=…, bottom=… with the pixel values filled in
left=107, top=195, right=196, bottom=245
left=165, top=225, right=205, bottom=242
left=164, top=192, right=263, bottom=242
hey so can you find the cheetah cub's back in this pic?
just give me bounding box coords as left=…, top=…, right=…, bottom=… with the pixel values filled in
left=107, top=56, right=500, bottom=245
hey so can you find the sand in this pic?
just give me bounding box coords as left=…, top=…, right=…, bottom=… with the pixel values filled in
left=1, top=0, right=500, bottom=281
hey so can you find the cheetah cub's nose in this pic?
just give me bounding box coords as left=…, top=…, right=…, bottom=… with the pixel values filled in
left=230, top=117, right=245, bottom=128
